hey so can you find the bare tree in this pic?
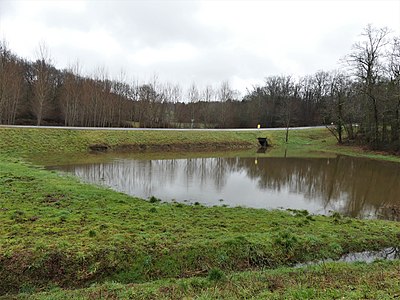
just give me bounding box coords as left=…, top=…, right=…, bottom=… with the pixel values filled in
left=263, top=75, right=297, bottom=139
left=386, top=37, right=400, bottom=147
left=61, top=62, right=82, bottom=126
left=199, top=85, right=214, bottom=127
left=242, top=85, right=268, bottom=128
left=346, top=25, right=390, bottom=147
left=187, top=83, right=199, bottom=128
left=112, top=70, right=131, bottom=126
left=0, top=41, right=24, bottom=124
left=147, top=75, right=169, bottom=127
left=136, top=82, right=158, bottom=127
left=326, top=71, right=351, bottom=144
left=278, top=76, right=297, bottom=143
left=32, top=43, right=54, bottom=126
left=84, top=66, right=112, bottom=127
left=218, top=81, right=235, bottom=128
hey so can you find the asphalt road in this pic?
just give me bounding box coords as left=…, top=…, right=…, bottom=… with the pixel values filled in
left=0, top=125, right=327, bottom=131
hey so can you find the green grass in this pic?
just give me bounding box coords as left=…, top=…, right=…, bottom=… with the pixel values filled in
left=1, top=127, right=399, bottom=162
left=0, top=128, right=259, bottom=155
left=0, top=126, right=399, bottom=297
left=7, top=260, right=400, bottom=299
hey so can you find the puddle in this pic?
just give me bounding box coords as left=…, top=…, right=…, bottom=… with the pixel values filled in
left=297, top=247, right=399, bottom=267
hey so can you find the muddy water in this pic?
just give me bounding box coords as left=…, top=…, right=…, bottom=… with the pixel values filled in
left=47, top=154, right=400, bottom=220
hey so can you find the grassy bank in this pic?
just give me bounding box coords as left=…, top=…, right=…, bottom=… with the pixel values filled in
left=1, top=126, right=399, bottom=162
left=0, top=128, right=259, bottom=155
left=8, top=260, right=400, bottom=299
left=0, top=126, right=399, bottom=297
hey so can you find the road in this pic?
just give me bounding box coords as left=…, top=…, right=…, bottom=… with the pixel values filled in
left=0, top=125, right=326, bottom=131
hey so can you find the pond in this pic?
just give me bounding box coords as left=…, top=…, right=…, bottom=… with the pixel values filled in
left=44, top=151, right=400, bottom=220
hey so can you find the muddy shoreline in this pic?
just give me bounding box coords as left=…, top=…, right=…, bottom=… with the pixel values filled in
left=89, top=141, right=256, bottom=153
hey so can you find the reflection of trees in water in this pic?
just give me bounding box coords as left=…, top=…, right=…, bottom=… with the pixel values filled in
left=231, top=156, right=400, bottom=218
left=63, top=159, right=181, bottom=196
left=61, top=155, right=399, bottom=219
left=62, top=157, right=240, bottom=196
left=180, top=157, right=235, bottom=191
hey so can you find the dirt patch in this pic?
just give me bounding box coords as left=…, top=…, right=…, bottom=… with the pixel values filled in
left=88, top=144, right=110, bottom=152
left=43, top=193, right=65, bottom=204
left=110, top=141, right=255, bottom=153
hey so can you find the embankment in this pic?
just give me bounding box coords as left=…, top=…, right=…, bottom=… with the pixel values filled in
left=0, top=127, right=263, bottom=155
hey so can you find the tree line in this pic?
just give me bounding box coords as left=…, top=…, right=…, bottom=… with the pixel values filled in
left=0, top=25, right=399, bottom=151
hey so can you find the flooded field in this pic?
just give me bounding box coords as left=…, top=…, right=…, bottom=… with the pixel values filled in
left=45, top=152, right=400, bottom=220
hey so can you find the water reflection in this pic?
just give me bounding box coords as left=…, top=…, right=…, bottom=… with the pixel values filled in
left=50, top=155, right=400, bottom=220
left=296, top=247, right=400, bottom=267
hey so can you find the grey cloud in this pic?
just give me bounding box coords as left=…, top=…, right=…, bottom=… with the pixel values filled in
left=1, top=0, right=279, bottom=92
left=39, top=1, right=227, bottom=49
left=318, top=24, right=361, bottom=60
left=134, top=45, right=280, bottom=90
left=4, top=0, right=397, bottom=94
left=286, top=24, right=362, bottom=75
left=39, top=1, right=251, bottom=88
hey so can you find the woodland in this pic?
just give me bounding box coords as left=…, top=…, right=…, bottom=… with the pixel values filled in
left=0, top=25, right=399, bottom=151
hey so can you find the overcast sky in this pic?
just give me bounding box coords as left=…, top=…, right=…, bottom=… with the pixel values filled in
left=1, top=0, right=399, bottom=94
